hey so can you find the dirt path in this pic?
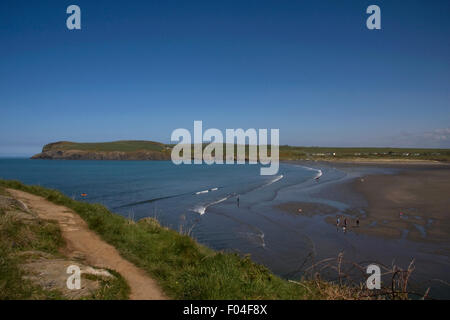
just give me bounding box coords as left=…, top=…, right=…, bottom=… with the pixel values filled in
left=7, top=189, right=167, bottom=300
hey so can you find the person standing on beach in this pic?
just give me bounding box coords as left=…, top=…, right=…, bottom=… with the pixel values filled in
left=336, top=216, right=340, bottom=227
left=237, top=195, right=240, bottom=208
left=344, top=217, right=347, bottom=227
left=356, top=219, right=360, bottom=227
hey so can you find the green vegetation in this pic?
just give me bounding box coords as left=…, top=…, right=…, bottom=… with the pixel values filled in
left=83, top=269, right=129, bottom=300
left=0, top=179, right=356, bottom=300
left=43, top=140, right=169, bottom=153
left=0, top=185, right=129, bottom=300
left=0, top=205, right=65, bottom=299
left=279, top=146, right=450, bottom=162
left=35, top=140, right=450, bottom=162
left=191, top=144, right=450, bottom=161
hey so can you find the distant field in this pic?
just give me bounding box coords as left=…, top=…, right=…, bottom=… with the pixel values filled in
left=279, top=146, right=450, bottom=161
left=37, top=141, right=450, bottom=162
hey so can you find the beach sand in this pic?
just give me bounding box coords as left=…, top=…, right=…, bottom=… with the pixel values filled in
left=277, top=163, right=450, bottom=244
left=343, top=168, right=450, bottom=243
left=275, top=201, right=338, bottom=217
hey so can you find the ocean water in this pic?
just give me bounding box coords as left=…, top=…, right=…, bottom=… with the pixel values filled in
left=1, top=159, right=449, bottom=298
left=0, top=159, right=319, bottom=222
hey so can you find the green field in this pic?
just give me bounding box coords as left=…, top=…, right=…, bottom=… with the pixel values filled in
left=279, top=146, right=450, bottom=161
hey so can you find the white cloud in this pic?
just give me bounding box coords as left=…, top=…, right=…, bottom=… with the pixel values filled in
left=387, top=128, right=450, bottom=148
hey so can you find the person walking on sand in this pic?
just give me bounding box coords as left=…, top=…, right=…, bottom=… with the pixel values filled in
left=336, top=216, right=340, bottom=227
left=356, top=218, right=360, bottom=227
left=237, top=195, right=240, bottom=208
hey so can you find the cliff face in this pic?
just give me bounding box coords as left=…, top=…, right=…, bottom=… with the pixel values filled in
left=31, top=141, right=172, bottom=160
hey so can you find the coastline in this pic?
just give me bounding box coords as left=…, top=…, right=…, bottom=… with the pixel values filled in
left=1, top=159, right=449, bottom=298
left=273, top=161, right=450, bottom=297
left=280, top=160, right=450, bottom=243
left=283, top=158, right=450, bottom=167
left=323, top=159, right=450, bottom=167
left=343, top=169, right=450, bottom=243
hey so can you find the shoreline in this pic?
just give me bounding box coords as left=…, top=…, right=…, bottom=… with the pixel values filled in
left=345, top=169, right=450, bottom=243
left=273, top=162, right=450, bottom=298
left=282, top=158, right=450, bottom=167
left=278, top=161, right=450, bottom=244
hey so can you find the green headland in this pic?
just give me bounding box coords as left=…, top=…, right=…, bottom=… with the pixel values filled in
left=31, top=140, right=450, bottom=162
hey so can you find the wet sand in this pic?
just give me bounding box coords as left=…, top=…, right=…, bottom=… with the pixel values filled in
left=343, top=168, right=450, bottom=243
left=275, top=201, right=338, bottom=217
left=272, top=163, right=450, bottom=297
left=278, top=163, right=450, bottom=244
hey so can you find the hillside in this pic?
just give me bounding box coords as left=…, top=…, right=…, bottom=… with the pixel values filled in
left=31, top=141, right=172, bottom=160
left=31, top=141, right=450, bottom=162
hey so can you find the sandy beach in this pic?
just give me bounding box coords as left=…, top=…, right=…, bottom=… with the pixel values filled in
left=346, top=167, right=450, bottom=243
left=277, top=162, right=450, bottom=244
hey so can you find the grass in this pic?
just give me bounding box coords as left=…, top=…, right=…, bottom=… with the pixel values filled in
left=0, top=185, right=129, bottom=300
left=0, top=179, right=359, bottom=300
left=82, top=269, right=129, bottom=300
left=43, top=140, right=169, bottom=153
left=278, top=146, right=450, bottom=162
left=37, top=140, right=450, bottom=162
left=0, top=195, right=64, bottom=299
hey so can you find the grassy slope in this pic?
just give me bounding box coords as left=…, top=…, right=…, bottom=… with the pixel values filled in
left=38, top=141, right=450, bottom=161
left=0, top=185, right=130, bottom=300
left=0, top=179, right=354, bottom=300
left=0, top=204, right=65, bottom=299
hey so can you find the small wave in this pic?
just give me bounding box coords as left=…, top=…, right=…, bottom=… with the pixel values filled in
left=262, top=174, right=284, bottom=187
left=315, top=170, right=323, bottom=179
left=192, top=205, right=207, bottom=215
left=196, top=187, right=220, bottom=195
left=192, top=195, right=233, bottom=215
left=260, top=232, right=266, bottom=248
left=297, top=165, right=323, bottom=180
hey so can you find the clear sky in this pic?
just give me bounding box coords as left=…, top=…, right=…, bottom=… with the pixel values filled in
left=1, top=0, right=449, bottom=156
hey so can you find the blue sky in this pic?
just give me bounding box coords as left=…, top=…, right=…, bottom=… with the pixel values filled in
left=1, top=0, right=449, bottom=156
